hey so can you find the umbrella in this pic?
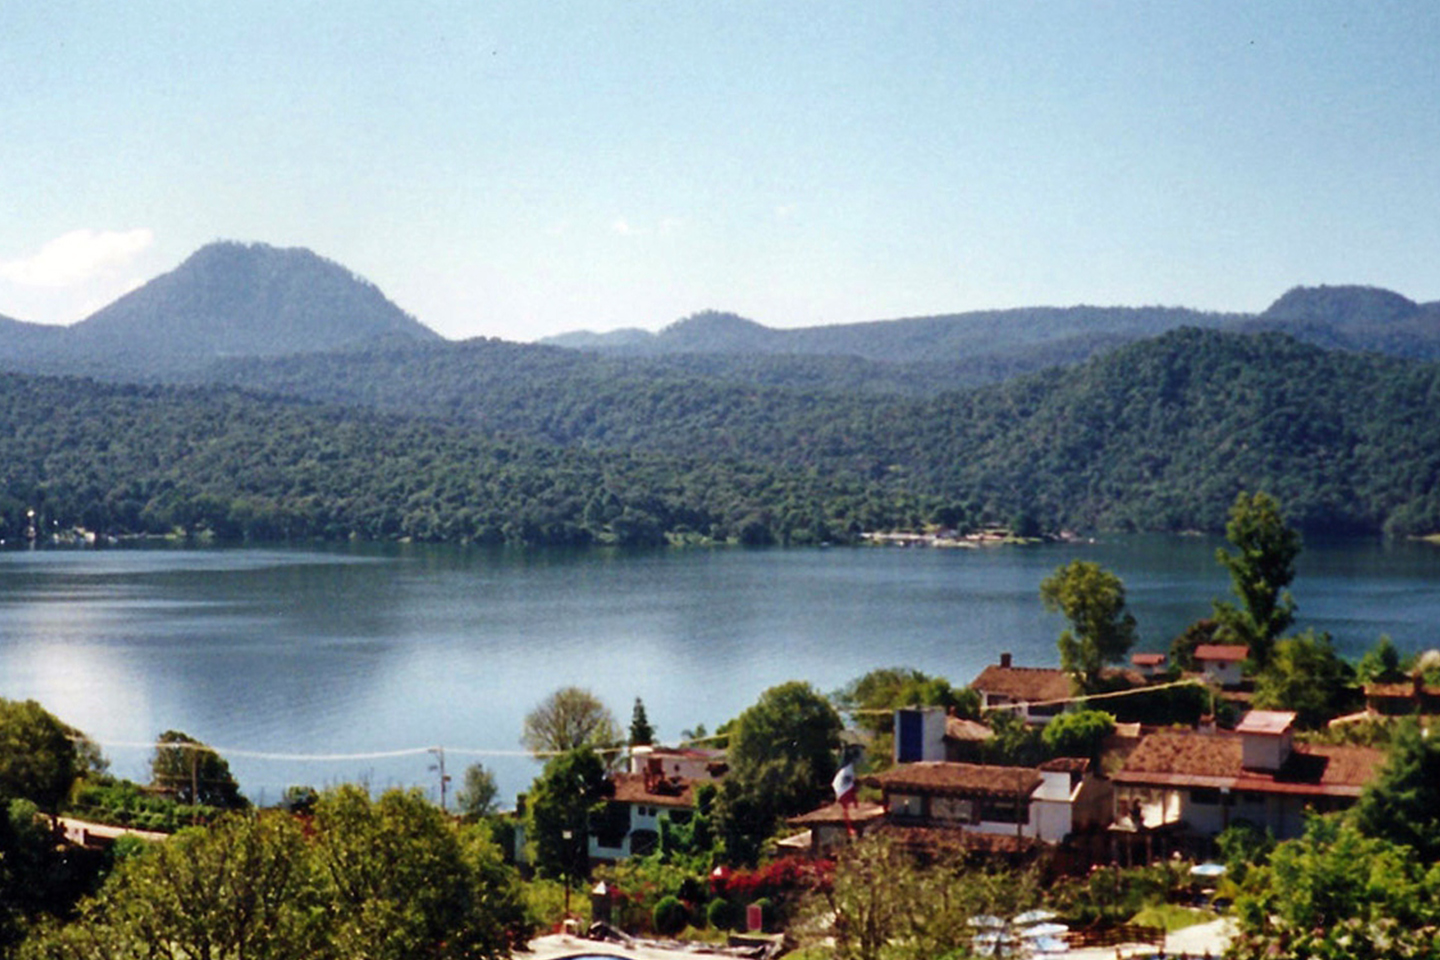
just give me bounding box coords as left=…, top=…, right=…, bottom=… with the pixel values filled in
left=1012, top=908, right=1058, bottom=926
left=1027, top=935, right=1069, bottom=953
left=1020, top=923, right=1069, bottom=939
left=969, top=915, right=1007, bottom=929
left=1190, top=862, right=1226, bottom=879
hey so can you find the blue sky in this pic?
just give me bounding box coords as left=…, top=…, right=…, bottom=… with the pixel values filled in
left=2, top=2, right=1437, bottom=342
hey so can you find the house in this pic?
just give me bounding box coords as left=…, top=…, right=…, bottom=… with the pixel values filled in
left=862, top=760, right=1100, bottom=845
left=1131, top=652, right=1168, bottom=679
left=589, top=765, right=697, bottom=861
left=1193, top=644, right=1249, bottom=688
left=627, top=744, right=728, bottom=781
left=1110, top=710, right=1384, bottom=845
left=782, top=800, right=888, bottom=857
left=1363, top=677, right=1440, bottom=716
left=893, top=706, right=994, bottom=763
left=969, top=653, right=1074, bottom=725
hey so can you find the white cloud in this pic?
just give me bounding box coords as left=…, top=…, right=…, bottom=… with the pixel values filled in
left=611, top=218, right=639, bottom=236
left=0, top=228, right=154, bottom=287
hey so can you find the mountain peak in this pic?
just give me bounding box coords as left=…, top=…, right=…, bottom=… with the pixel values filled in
left=69, top=240, right=441, bottom=362
left=1261, top=285, right=1419, bottom=326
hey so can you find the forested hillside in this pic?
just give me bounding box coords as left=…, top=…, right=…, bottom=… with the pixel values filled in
left=4, top=329, right=1440, bottom=544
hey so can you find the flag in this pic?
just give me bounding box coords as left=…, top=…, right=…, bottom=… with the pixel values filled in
left=832, top=761, right=857, bottom=806
left=832, top=760, right=858, bottom=837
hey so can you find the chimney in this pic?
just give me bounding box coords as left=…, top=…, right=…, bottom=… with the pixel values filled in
left=1000, top=652, right=1012, bottom=669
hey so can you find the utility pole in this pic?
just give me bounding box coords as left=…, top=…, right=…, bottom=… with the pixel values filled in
left=428, top=747, right=451, bottom=811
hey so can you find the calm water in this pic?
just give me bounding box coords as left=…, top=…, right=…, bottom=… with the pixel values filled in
left=2, top=536, right=1437, bottom=805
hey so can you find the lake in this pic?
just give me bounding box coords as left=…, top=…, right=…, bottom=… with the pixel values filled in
left=2, top=536, right=1437, bottom=806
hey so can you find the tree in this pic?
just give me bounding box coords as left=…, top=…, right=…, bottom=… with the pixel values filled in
left=629, top=697, right=656, bottom=747
left=1355, top=634, right=1407, bottom=685
left=520, top=687, right=621, bottom=758
left=525, top=747, right=608, bottom=882
left=1354, top=718, right=1440, bottom=861
left=1230, top=814, right=1440, bottom=960
left=456, top=763, right=499, bottom=820
left=21, top=812, right=323, bottom=960
left=1251, top=629, right=1357, bottom=729
left=149, top=730, right=246, bottom=808
left=1039, top=560, right=1137, bottom=694
left=1213, top=491, right=1300, bottom=667
left=312, top=785, right=528, bottom=959
left=0, top=698, right=78, bottom=818
left=832, top=667, right=978, bottom=737
left=716, top=681, right=842, bottom=865
left=1041, top=709, right=1116, bottom=761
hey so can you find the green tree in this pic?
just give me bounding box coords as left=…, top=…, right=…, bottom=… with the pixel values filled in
left=525, top=747, right=608, bottom=881
left=520, top=687, right=621, bottom=758
left=1213, top=491, right=1300, bottom=667
left=1039, top=560, right=1137, bottom=694
left=456, top=763, right=499, bottom=820
left=1251, top=629, right=1357, bottom=729
left=1354, top=718, right=1440, bottom=861
left=149, top=729, right=246, bottom=808
left=1355, top=634, right=1407, bottom=685
left=629, top=697, right=656, bottom=747
left=1230, top=814, right=1440, bottom=960
left=21, top=812, right=322, bottom=960
left=0, top=699, right=78, bottom=818
left=313, top=785, right=527, bottom=960
left=716, top=681, right=842, bottom=865
left=832, top=667, right=978, bottom=737
left=1041, top=709, right=1115, bottom=761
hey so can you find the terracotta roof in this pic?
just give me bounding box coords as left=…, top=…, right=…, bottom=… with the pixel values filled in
left=945, top=716, right=995, bottom=742
left=865, top=761, right=1042, bottom=798
left=1038, top=756, right=1090, bottom=774
left=1365, top=681, right=1440, bottom=698
left=787, top=801, right=887, bottom=827
left=969, top=665, right=1073, bottom=702
left=1111, top=729, right=1383, bottom=798
left=1235, top=710, right=1295, bottom=736
left=1194, top=644, right=1249, bottom=662
left=606, top=772, right=695, bottom=808
left=1132, top=653, right=1167, bottom=666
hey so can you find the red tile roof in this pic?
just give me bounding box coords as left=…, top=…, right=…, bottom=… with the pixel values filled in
left=1194, top=644, right=1249, bottom=662
left=865, top=761, right=1042, bottom=799
left=1132, top=653, right=1167, bottom=666
left=1111, top=729, right=1383, bottom=798
left=787, top=801, right=887, bottom=827
left=969, top=665, right=1073, bottom=702
left=606, top=772, right=695, bottom=808
left=945, top=716, right=995, bottom=742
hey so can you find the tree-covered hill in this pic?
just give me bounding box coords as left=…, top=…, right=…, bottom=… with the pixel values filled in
left=4, top=328, right=1440, bottom=543
left=0, top=373, right=942, bottom=547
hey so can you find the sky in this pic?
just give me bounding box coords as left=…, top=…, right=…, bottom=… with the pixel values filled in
left=2, top=2, right=1438, bottom=343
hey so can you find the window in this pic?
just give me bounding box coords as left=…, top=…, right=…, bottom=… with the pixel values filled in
left=1190, top=788, right=1221, bottom=806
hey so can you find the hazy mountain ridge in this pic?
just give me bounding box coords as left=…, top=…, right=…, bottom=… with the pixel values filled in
left=0, top=241, right=439, bottom=377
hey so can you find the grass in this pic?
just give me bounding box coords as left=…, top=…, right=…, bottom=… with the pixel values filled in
left=1130, top=903, right=1213, bottom=932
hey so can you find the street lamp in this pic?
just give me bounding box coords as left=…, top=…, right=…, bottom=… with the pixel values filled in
left=562, top=828, right=574, bottom=920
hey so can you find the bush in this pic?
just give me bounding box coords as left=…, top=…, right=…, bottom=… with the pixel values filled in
left=707, top=897, right=739, bottom=931
left=653, top=896, right=690, bottom=936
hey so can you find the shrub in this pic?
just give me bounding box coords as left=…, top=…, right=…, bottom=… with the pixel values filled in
left=707, top=897, right=739, bottom=931
left=653, top=896, right=690, bottom=936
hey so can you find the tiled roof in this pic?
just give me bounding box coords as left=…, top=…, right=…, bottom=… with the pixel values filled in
left=607, top=772, right=695, bottom=808
left=1194, top=644, right=1249, bottom=662
left=969, top=665, right=1073, bottom=702
left=787, top=801, right=887, bottom=826
left=1111, top=729, right=1383, bottom=798
left=865, top=761, right=1042, bottom=799
left=1132, top=653, right=1167, bottom=666
left=1038, top=756, right=1090, bottom=774
left=875, top=823, right=1039, bottom=856
left=945, top=716, right=995, bottom=742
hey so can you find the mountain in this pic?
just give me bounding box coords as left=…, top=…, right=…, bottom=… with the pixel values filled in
left=1238, top=285, right=1440, bottom=359
left=0, top=241, right=440, bottom=378
left=539, top=304, right=1241, bottom=365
